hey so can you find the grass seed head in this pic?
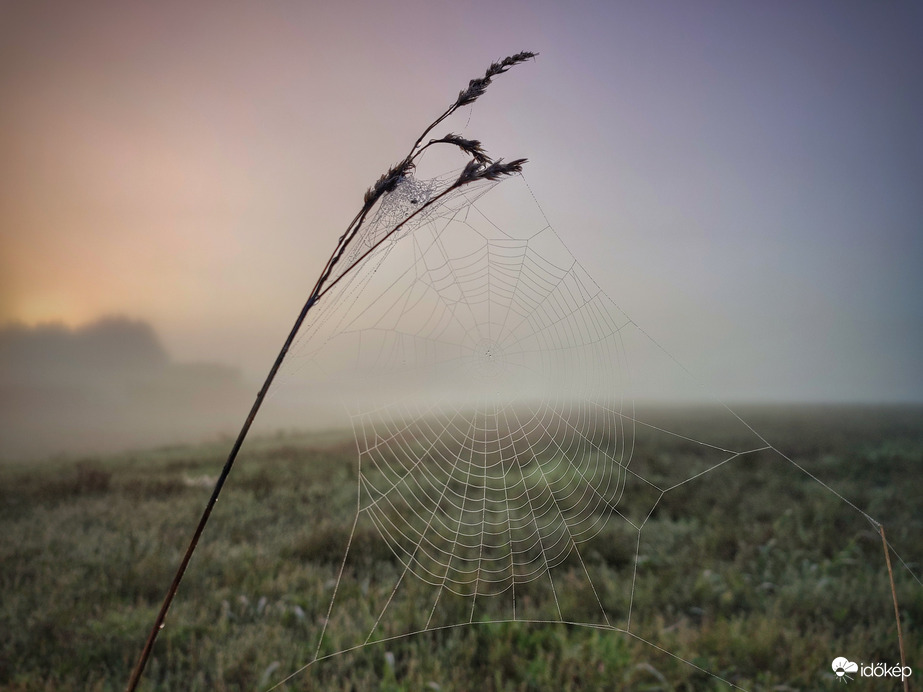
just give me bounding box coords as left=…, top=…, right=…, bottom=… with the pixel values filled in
left=364, top=157, right=415, bottom=206
left=455, top=157, right=527, bottom=186
left=456, top=51, right=538, bottom=108
left=431, top=134, right=492, bottom=164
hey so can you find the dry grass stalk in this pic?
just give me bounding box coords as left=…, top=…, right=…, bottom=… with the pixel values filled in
left=879, top=525, right=910, bottom=692
left=126, top=50, right=536, bottom=692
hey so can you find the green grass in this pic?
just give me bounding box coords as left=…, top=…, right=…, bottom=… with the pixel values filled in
left=1, top=405, right=921, bottom=691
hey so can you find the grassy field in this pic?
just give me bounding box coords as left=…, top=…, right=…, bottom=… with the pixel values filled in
left=1, top=405, right=921, bottom=691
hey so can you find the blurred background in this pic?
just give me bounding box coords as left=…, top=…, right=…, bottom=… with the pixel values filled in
left=1, top=0, right=921, bottom=460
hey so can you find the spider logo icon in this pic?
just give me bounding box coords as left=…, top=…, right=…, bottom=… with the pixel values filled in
left=832, top=657, right=859, bottom=683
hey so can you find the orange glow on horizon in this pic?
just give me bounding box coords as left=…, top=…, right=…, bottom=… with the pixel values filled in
left=8, top=301, right=89, bottom=329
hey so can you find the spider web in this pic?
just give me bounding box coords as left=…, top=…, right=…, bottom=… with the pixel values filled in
left=263, top=166, right=916, bottom=690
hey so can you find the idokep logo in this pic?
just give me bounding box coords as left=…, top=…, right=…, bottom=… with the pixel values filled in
left=831, top=656, right=912, bottom=683
left=832, top=658, right=858, bottom=682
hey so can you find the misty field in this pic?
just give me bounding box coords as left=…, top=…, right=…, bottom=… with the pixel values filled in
left=1, top=405, right=921, bottom=691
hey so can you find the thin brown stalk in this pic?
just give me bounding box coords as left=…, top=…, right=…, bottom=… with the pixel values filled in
left=125, top=51, right=534, bottom=692
left=879, top=524, right=910, bottom=692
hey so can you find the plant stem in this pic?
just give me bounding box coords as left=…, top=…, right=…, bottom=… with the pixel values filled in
left=879, top=524, right=910, bottom=692
left=124, top=51, right=532, bottom=691
left=124, top=289, right=319, bottom=692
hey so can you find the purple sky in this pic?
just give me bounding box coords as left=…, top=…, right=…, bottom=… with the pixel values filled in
left=1, top=0, right=921, bottom=402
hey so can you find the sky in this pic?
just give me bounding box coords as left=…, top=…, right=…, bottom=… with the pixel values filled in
left=2, top=0, right=922, bottom=408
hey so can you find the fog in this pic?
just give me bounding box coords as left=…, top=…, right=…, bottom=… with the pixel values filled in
left=2, top=3, right=921, bottom=462
left=0, top=317, right=257, bottom=460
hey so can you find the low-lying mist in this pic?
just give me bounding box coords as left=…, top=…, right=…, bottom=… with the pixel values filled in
left=0, top=317, right=258, bottom=460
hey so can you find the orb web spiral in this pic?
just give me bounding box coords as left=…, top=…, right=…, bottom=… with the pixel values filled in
left=285, top=171, right=637, bottom=597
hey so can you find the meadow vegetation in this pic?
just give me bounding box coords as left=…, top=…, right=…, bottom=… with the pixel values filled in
left=1, top=405, right=920, bottom=691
